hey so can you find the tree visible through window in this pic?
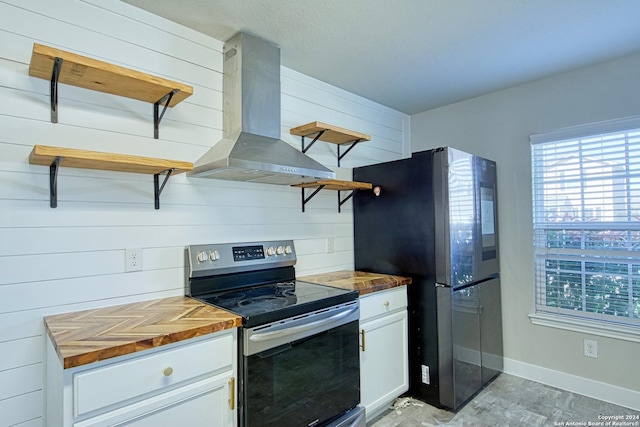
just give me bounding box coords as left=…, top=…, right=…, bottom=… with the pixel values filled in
left=531, top=119, right=640, bottom=328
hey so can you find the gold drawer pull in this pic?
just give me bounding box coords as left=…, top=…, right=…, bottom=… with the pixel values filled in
left=163, top=367, right=174, bottom=377
left=229, top=377, right=236, bottom=410
left=360, top=329, right=366, bottom=352
left=383, top=301, right=390, bottom=307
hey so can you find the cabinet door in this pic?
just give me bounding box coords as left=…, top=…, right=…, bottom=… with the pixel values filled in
left=75, top=376, right=235, bottom=427
left=360, top=310, right=408, bottom=418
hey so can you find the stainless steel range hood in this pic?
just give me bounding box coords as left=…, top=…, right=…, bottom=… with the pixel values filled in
left=189, top=32, right=335, bottom=185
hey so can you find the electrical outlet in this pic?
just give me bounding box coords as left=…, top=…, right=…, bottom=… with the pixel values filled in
left=325, top=237, right=334, bottom=254
left=125, top=248, right=143, bottom=272
left=584, top=339, right=598, bottom=358
left=421, top=365, right=430, bottom=384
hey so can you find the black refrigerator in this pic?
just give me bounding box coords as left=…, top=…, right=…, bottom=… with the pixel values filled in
left=353, top=147, right=503, bottom=411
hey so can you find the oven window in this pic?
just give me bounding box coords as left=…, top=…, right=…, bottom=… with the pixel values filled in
left=243, top=320, right=360, bottom=427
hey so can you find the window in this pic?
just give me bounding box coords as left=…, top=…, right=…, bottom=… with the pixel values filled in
left=531, top=117, right=640, bottom=333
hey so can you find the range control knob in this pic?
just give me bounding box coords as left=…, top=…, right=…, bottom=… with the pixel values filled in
left=209, top=250, right=220, bottom=261
left=276, top=246, right=284, bottom=255
left=266, top=247, right=276, bottom=256
left=196, top=251, right=208, bottom=263
left=284, top=245, right=292, bottom=254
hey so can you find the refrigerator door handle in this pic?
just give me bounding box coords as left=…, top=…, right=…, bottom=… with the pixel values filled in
left=435, top=282, right=451, bottom=288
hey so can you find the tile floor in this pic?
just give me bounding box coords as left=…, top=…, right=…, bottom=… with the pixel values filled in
left=368, top=374, right=640, bottom=426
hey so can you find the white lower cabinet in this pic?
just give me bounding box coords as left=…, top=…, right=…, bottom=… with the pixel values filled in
left=74, top=377, right=230, bottom=427
left=359, top=286, right=409, bottom=420
left=46, top=330, right=237, bottom=427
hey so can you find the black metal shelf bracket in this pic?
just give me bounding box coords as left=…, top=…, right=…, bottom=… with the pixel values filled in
left=45, top=163, right=175, bottom=209
left=50, top=57, right=63, bottom=123
left=299, top=132, right=363, bottom=167
left=154, top=168, right=175, bottom=209
left=338, top=190, right=356, bottom=213
left=301, top=130, right=325, bottom=153
left=300, top=186, right=360, bottom=213
left=153, top=89, right=180, bottom=139
left=337, top=139, right=364, bottom=167
left=300, top=185, right=326, bottom=212
left=48, top=156, right=62, bottom=208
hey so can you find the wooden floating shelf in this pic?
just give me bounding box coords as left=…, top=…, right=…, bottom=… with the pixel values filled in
left=28, top=43, right=193, bottom=138
left=292, top=179, right=373, bottom=213
left=28, top=43, right=193, bottom=106
left=292, top=179, right=373, bottom=191
left=290, top=121, right=371, bottom=166
left=290, top=122, right=371, bottom=145
left=29, top=145, right=193, bottom=209
left=29, top=145, right=193, bottom=175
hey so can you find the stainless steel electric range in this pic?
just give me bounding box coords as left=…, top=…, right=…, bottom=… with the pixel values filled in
left=186, top=240, right=365, bottom=427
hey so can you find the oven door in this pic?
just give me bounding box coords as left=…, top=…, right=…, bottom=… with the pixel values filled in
left=241, top=301, right=361, bottom=427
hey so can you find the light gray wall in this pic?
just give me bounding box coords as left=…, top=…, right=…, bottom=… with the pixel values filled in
left=411, top=52, right=640, bottom=397
left=0, top=1, right=409, bottom=425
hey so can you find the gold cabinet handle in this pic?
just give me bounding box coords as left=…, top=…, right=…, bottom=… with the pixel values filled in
left=360, top=329, right=366, bottom=352
left=228, top=377, right=236, bottom=410
left=383, top=301, right=390, bottom=307
left=163, top=367, right=174, bottom=376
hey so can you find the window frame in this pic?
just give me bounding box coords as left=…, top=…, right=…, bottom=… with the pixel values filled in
left=530, top=116, right=640, bottom=342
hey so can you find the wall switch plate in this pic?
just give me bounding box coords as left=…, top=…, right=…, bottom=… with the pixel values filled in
left=325, top=237, right=334, bottom=254
left=421, top=365, right=430, bottom=384
left=125, top=248, right=143, bottom=272
left=584, top=339, right=598, bottom=358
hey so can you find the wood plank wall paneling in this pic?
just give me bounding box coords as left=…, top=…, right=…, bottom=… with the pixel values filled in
left=0, top=0, right=409, bottom=425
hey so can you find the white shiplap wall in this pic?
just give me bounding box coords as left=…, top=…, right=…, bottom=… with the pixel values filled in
left=0, top=0, right=409, bottom=425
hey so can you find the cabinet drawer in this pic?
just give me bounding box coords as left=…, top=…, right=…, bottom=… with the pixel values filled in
left=360, top=286, right=407, bottom=322
left=74, top=333, right=233, bottom=417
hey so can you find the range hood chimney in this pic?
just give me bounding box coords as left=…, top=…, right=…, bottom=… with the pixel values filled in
left=189, top=32, right=335, bottom=184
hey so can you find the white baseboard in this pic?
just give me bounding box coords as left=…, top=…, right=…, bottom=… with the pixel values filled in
left=503, top=358, right=640, bottom=411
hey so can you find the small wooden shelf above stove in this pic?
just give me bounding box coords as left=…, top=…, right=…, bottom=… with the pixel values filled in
left=290, top=121, right=371, bottom=166
left=292, top=179, right=372, bottom=191
left=291, top=179, right=372, bottom=213
left=290, top=122, right=371, bottom=145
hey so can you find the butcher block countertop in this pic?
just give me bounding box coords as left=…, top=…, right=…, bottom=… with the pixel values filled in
left=299, top=270, right=411, bottom=296
left=44, top=296, right=241, bottom=369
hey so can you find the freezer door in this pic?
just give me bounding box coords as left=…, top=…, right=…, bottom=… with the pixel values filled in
left=437, top=284, right=482, bottom=410
left=479, top=277, right=503, bottom=384
left=437, top=277, right=503, bottom=411
left=434, top=148, right=499, bottom=288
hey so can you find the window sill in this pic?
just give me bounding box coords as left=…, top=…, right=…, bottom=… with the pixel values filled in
left=529, top=312, right=640, bottom=343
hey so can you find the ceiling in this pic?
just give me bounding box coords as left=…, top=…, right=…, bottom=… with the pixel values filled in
left=122, top=0, right=640, bottom=115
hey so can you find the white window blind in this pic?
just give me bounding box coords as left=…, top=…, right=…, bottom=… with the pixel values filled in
left=531, top=117, right=640, bottom=329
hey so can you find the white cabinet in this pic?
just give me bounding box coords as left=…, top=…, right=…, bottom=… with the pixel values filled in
left=359, top=286, right=409, bottom=420
left=46, top=330, right=237, bottom=427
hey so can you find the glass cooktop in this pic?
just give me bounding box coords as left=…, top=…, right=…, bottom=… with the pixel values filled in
left=196, top=280, right=357, bottom=327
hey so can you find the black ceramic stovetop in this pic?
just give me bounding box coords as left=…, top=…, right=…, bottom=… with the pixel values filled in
left=195, top=280, right=357, bottom=328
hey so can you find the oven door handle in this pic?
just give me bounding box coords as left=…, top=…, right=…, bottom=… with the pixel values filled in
left=248, top=306, right=358, bottom=342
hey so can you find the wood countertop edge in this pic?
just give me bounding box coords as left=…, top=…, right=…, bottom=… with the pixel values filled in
left=356, top=281, right=409, bottom=296
left=45, top=298, right=242, bottom=370
left=58, top=319, right=242, bottom=369
left=298, top=270, right=412, bottom=296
